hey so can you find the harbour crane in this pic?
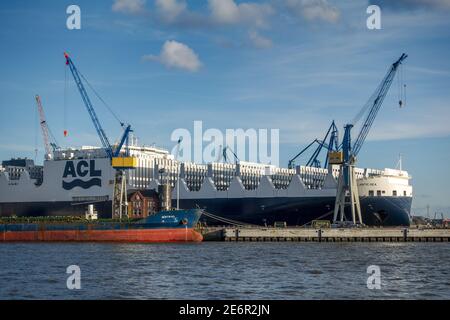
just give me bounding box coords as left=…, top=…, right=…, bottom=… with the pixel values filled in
left=215, top=145, right=239, bottom=163
left=331, top=53, right=408, bottom=225
left=35, top=95, right=59, bottom=160
left=64, top=52, right=136, bottom=219
left=288, top=121, right=340, bottom=169
left=222, top=145, right=240, bottom=164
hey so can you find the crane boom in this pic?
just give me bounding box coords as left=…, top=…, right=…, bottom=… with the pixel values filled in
left=64, top=52, right=136, bottom=219
left=64, top=52, right=113, bottom=159
left=333, top=53, right=408, bottom=226
left=35, top=95, right=53, bottom=159
left=288, top=121, right=339, bottom=169
left=219, top=145, right=239, bottom=164
left=352, top=53, right=407, bottom=156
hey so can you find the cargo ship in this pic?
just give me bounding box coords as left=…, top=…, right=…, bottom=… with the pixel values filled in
left=0, top=53, right=412, bottom=227
left=0, top=208, right=203, bottom=242
left=0, top=141, right=412, bottom=227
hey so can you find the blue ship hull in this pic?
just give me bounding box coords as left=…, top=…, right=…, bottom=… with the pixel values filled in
left=176, top=196, right=412, bottom=227
left=0, top=209, right=204, bottom=242
left=0, top=196, right=411, bottom=227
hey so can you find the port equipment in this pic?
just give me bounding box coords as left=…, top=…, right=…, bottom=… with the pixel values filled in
left=35, top=95, right=60, bottom=160
left=288, top=120, right=340, bottom=169
left=64, top=52, right=136, bottom=219
left=215, top=145, right=240, bottom=164
left=333, top=53, right=407, bottom=225
left=311, top=220, right=331, bottom=229
left=221, top=145, right=240, bottom=164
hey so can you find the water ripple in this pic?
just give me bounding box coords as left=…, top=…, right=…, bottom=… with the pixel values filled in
left=0, top=242, right=449, bottom=299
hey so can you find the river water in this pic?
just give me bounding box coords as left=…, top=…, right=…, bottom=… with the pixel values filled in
left=0, top=242, right=449, bottom=299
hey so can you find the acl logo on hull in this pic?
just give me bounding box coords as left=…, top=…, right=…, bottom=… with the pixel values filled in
left=62, top=160, right=102, bottom=190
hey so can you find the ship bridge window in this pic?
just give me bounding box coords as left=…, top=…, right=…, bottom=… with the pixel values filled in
left=369, top=190, right=374, bottom=196
left=377, top=190, right=382, bottom=196
left=404, top=190, right=407, bottom=196
left=393, top=190, right=397, bottom=196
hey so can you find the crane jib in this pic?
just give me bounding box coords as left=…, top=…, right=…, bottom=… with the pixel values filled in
left=351, top=53, right=407, bottom=157
left=64, top=52, right=136, bottom=169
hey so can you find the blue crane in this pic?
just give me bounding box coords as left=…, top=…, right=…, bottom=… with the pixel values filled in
left=341, top=53, right=407, bottom=184
left=344, top=53, right=408, bottom=161
left=333, top=53, right=408, bottom=225
left=222, top=145, right=240, bottom=164
left=64, top=52, right=136, bottom=219
left=288, top=120, right=340, bottom=169
left=64, top=52, right=132, bottom=161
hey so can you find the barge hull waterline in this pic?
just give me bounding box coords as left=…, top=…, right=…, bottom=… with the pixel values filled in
left=1, top=228, right=203, bottom=242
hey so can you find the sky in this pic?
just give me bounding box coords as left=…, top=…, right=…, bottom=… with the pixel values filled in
left=0, top=0, right=449, bottom=217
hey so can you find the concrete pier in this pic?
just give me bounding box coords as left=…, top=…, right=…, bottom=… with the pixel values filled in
left=198, top=226, right=450, bottom=242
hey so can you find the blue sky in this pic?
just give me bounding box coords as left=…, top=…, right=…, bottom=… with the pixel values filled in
left=0, top=0, right=450, bottom=216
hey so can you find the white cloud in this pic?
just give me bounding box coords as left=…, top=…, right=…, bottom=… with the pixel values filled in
left=143, top=40, right=202, bottom=72
left=209, top=0, right=240, bottom=24
left=366, top=102, right=450, bottom=141
left=239, top=3, right=274, bottom=28
left=208, top=0, right=274, bottom=28
left=147, top=0, right=275, bottom=48
left=248, top=30, right=273, bottom=48
left=112, top=0, right=146, bottom=14
left=285, top=0, right=340, bottom=23
left=155, top=0, right=187, bottom=23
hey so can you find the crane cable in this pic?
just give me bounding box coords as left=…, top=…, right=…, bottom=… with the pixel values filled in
left=201, top=210, right=257, bottom=227
left=64, top=65, right=68, bottom=137
left=398, top=64, right=402, bottom=107
left=78, top=70, right=123, bottom=126
left=402, top=64, right=407, bottom=107
left=47, top=125, right=59, bottom=149
left=398, top=63, right=406, bottom=108
left=34, top=101, right=38, bottom=161
left=351, top=65, right=389, bottom=126
left=63, top=60, right=125, bottom=143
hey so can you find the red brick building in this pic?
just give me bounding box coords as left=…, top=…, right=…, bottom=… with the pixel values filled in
left=128, top=190, right=160, bottom=218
